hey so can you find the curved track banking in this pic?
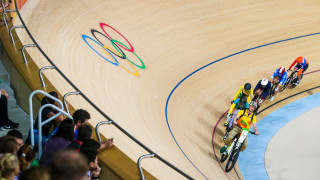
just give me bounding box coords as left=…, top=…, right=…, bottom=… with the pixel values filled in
left=13, top=0, right=320, bottom=179
left=166, top=33, right=320, bottom=179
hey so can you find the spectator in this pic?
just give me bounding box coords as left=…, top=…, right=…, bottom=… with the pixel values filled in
left=17, top=144, right=36, bottom=172
left=26, top=91, right=64, bottom=148
left=51, top=150, right=88, bottom=180
left=0, top=153, right=19, bottom=180
left=0, top=89, right=19, bottom=130
left=66, top=124, right=92, bottom=151
left=7, top=130, right=24, bottom=151
left=19, top=166, right=50, bottom=180
left=80, top=139, right=101, bottom=180
left=0, top=135, right=18, bottom=155
left=39, top=118, right=74, bottom=166
left=73, top=109, right=90, bottom=139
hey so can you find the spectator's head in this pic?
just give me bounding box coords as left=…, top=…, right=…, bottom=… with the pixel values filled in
left=73, top=109, right=90, bottom=129
left=17, top=144, right=36, bottom=171
left=77, top=124, right=92, bottom=142
left=0, top=136, right=18, bottom=155
left=19, top=166, right=50, bottom=180
left=7, top=129, right=24, bottom=150
left=41, top=91, right=59, bottom=106
left=80, top=139, right=100, bottom=171
left=51, top=150, right=88, bottom=180
left=0, top=153, right=19, bottom=179
left=53, top=118, right=75, bottom=142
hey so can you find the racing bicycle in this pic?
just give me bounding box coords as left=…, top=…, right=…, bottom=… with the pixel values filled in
left=282, top=69, right=302, bottom=90
left=220, top=125, right=258, bottom=172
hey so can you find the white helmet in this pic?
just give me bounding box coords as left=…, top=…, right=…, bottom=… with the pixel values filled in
left=249, top=101, right=258, bottom=108
left=261, top=78, right=268, bottom=86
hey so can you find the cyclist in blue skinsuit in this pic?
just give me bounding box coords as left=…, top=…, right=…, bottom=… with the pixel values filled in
left=269, top=67, right=287, bottom=101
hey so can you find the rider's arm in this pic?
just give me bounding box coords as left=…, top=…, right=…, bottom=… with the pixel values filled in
left=247, top=89, right=253, bottom=102
left=252, top=122, right=259, bottom=135
left=270, top=70, right=277, bottom=81
left=253, top=80, right=261, bottom=93
left=252, top=116, right=259, bottom=135
left=233, top=88, right=242, bottom=101
left=233, top=114, right=239, bottom=125
left=228, top=102, right=236, bottom=114
left=288, top=59, right=297, bottom=70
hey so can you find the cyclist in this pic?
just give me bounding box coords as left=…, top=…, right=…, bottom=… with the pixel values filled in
left=224, top=96, right=248, bottom=127
left=288, top=56, right=309, bottom=85
left=253, top=78, right=271, bottom=112
left=269, top=67, right=287, bottom=101
left=232, top=83, right=253, bottom=103
left=223, top=96, right=249, bottom=140
left=221, top=101, right=259, bottom=153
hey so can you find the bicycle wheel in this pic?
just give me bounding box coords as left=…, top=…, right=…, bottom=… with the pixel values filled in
left=268, top=84, right=276, bottom=98
left=225, top=149, right=240, bottom=172
left=280, top=77, right=291, bottom=92
left=221, top=153, right=228, bottom=163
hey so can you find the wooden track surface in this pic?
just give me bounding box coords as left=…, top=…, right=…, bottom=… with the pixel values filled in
left=14, top=0, right=320, bottom=179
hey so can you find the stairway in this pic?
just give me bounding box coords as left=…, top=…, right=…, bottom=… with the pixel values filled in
left=0, top=59, right=30, bottom=139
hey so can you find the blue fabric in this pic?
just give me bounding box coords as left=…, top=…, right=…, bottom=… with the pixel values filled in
left=234, top=98, right=249, bottom=109
left=271, top=69, right=288, bottom=86
left=254, top=80, right=272, bottom=99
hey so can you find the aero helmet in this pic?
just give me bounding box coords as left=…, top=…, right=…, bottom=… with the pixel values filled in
left=249, top=101, right=258, bottom=108
left=244, top=83, right=251, bottom=91
left=296, top=56, right=304, bottom=64
left=278, top=67, right=286, bottom=75
left=239, top=96, right=247, bottom=105
left=261, top=78, right=268, bottom=86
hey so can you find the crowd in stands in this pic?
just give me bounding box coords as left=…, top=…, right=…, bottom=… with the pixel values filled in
left=0, top=91, right=114, bottom=180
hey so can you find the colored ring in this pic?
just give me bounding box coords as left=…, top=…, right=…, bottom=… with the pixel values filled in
left=111, top=39, right=146, bottom=69
left=90, top=29, right=126, bottom=59
left=103, top=45, right=140, bottom=76
left=100, top=23, right=134, bottom=52
left=82, top=35, right=119, bottom=66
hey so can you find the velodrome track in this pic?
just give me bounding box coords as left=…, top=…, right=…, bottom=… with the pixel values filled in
left=12, top=0, right=320, bottom=179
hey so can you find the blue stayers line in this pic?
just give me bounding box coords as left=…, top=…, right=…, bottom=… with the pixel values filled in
left=165, top=32, right=320, bottom=179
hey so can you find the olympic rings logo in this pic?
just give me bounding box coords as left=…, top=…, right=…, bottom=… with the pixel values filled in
left=81, top=23, right=145, bottom=76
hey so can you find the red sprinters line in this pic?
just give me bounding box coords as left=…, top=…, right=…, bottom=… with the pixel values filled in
left=305, top=69, right=320, bottom=75
left=211, top=110, right=231, bottom=180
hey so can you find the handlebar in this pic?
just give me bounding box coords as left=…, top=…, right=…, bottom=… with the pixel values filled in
left=249, top=131, right=259, bottom=136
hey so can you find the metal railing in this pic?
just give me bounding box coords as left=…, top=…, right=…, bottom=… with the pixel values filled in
left=37, top=103, right=72, bottom=159
left=63, top=91, right=80, bottom=114
left=22, top=44, right=37, bottom=63
left=137, top=154, right=155, bottom=180
left=39, top=66, right=56, bottom=87
left=2, top=0, right=194, bottom=179
left=9, top=25, right=24, bottom=43
left=28, top=90, right=64, bottom=147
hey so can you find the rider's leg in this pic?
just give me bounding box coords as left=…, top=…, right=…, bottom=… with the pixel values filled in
left=240, top=137, right=248, bottom=151
left=224, top=126, right=242, bottom=147
left=228, top=110, right=240, bottom=129
left=297, top=64, right=308, bottom=83
left=226, top=109, right=236, bottom=124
